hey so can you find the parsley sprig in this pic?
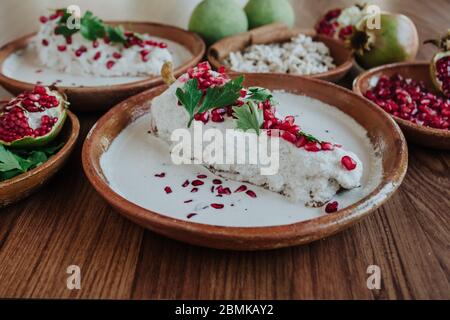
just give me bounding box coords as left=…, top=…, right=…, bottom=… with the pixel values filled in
left=55, top=9, right=127, bottom=44
left=0, top=144, right=64, bottom=181
left=233, top=101, right=264, bottom=135
left=176, top=76, right=244, bottom=127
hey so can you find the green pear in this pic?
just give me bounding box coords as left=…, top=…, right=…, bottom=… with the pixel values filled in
left=188, top=0, right=248, bottom=45
left=245, top=0, right=295, bottom=29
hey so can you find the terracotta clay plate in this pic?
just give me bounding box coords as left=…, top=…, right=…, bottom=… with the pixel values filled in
left=208, top=24, right=353, bottom=83
left=353, top=61, right=450, bottom=149
left=0, top=111, right=79, bottom=207
left=82, top=73, right=407, bottom=250
left=0, top=22, right=205, bottom=112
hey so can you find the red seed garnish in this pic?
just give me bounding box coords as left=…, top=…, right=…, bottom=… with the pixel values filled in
left=212, top=179, right=222, bottom=185
left=57, top=45, right=66, bottom=52
left=112, top=52, right=122, bottom=59
left=341, top=156, right=357, bottom=171
left=320, top=142, right=334, bottom=151
left=246, top=190, right=257, bottom=198
left=211, top=186, right=215, bottom=193
left=192, top=180, right=204, bottom=186
left=182, top=180, right=190, bottom=188
left=154, top=172, right=165, bottom=178
left=93, top=51, right=101, bottom=60
left=217, top=186, right=231, bottom=195
left=211, top=203, right=224, bottom=209
left=187, top=213, right=197, bottom=219
left=106, top=60, right=115, bottom=69
left=197, top=174, right=207, bottom=179
left=191, top=188, right=198, bottom=193
left=39, top=16, right=48, bottom=23
left=92, top=40, right=99, bottom=48
left=325, top=201, right=339, bottom=213
left=42, top=39, right=49, bottom=46
left=234, top=185, right=247, bottom=193
left=164, top=186, right=172, bottom=194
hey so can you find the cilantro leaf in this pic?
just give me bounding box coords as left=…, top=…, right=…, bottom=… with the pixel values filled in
left=233, top=101, right=264, bottom=135
left=197, top=75, right=244, bottom=114
left=175, top=79, right=203, bottom=127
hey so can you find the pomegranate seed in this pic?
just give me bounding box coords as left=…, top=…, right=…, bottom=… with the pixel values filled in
left=154, top=172, right=165, bottom=178
left=304, top=142, right=321, bottom=152
left=187, top=213, right=197, bottom=219
left=211, top=203, right=224, bottom=209
left=159, top=43, right=168, bottom=49
left=93, top=40, right=99, bottom=48
left=65, top=36, right=72, bottom=44
left=218, top=66, right=226, bottom=74
left=212, top=179, right=222, bottom=185
left=194, top=112, right=209, bottom=124
left=112, top=52, right=122, bottom=59
left=234, top=185, right=247, bottom=193
left=341, top=156, right=357, bottom=171
left=41, top=39, right=49, bottom=46
left=246, top=190, right=257, bottom=198
left=182, top=180, right=190, bottom=188
left=191, top=188, right=198, bottom=193
left=57, top=45, right=66, bottom=52
left=93, top=52, right=101, bottom=60
left=39, top=16, right=48, bottom=23
left=164, top=186, right=172, bottom=194
left=320, top=142, right=334, bottom=151
left=192, top=180, right=204, bottom=186
left=106, top=60, right=115, bottom=69
left=197, top=174, right=207, bottom=179
left=325, top=201, right=339, bottom=213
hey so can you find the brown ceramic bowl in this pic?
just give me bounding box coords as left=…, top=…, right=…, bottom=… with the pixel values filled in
left=353, top=61, right=450, bottom=150
left=0, top=22, right=205, bottom=112
left=0, top=111, right=79, bottom=207
left=82, top=73, right=407, bottom=251
left=207, top=24, right=353, bottom=83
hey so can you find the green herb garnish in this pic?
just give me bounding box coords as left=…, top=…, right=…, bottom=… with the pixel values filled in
left=232, top=101, right=264, bottom=135
left=0, top=144, right=64, bottom=181
left=298, top=131, right=320, bottom=143
left=176, top=76, right=244, bottom=127
left=245, top=87, right=273, bottom=102
left=55, top=9, right=128, bottom=44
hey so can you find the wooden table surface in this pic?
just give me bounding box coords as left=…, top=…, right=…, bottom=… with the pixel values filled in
left=0, top=0, right=449, bottom=299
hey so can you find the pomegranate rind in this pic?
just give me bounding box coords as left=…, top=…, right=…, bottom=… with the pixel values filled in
left=352, top=14, right=419, bottom=69
left=0, top=90, right=68, bottom=148
left=430, top=51, right=450, bottom=98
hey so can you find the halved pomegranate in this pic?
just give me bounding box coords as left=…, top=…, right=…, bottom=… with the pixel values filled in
left=425, top=30, right=450, bottom=98
left=0, top=86, right=68, bottom=148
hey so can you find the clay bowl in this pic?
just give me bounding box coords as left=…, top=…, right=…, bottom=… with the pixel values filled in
left=83, top=73, right=407, bottom=251
left=208, top=24, right=353, bottom=83
left=0, top=111, right=79, bottom=207
left=0, top=22, right=205, bottom=112
left=353, top=61, right=450, bottom=149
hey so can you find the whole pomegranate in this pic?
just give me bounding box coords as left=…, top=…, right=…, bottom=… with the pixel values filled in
left=425, top=30, right=450, bottom=98
left=0, top=86, right=68, bottom=148
left=348, top=13, right=419, bottom=69
left=315, top=4, right=368, bottom=41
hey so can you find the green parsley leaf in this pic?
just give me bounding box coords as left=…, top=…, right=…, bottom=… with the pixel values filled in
left=105, top=25, right=126, bottom=43
left=245, top=87, right=273, bottom=102
left=80, top=11, right=106, bottom=41
left=0, top=145, right=24, bottom=172
left=197, top=75, right=244, bottom=114
left=233, top=101, right=264, bottom=135
left=298, top=131, right=320, bottom=143
left=175, top=79, right=203, bottom=127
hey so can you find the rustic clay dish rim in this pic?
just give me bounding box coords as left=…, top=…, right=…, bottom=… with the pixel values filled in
left=0, top=110, right=79, bottom=187
left=82, top=74, right=408, bottom=250
left=0, top=21, right=206, bottom=91
left=353, top=61, right=450, bottom=139
left=207, top=28, right=354, bottom=82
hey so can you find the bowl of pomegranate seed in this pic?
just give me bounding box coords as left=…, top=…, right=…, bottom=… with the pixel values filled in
left=0, top=9, right=205, bottom=112
left=353, top=61, right=450, bottom=149
left=0, top=86, right=80, bottom=207
left=207, top=23, right=353, bottom=83
left=82, top=63, right=407, bottom=250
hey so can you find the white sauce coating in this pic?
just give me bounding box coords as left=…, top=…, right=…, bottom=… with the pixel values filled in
left=100, top=92, right=382, bottom=227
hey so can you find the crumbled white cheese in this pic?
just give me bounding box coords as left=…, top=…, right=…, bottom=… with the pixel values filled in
left=223, top=34, right=336, bottom=75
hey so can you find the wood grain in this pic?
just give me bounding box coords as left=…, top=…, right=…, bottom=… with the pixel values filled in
left=0, top=0, right=449, bottom=299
